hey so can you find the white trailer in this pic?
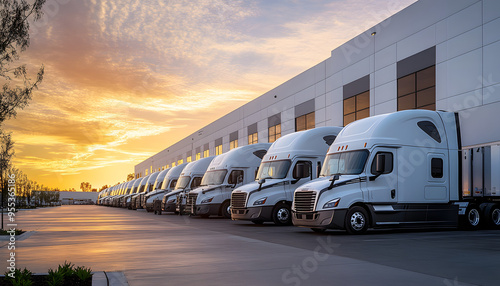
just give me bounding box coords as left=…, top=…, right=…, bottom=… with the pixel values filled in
left=292, top=110, right=500, bottom=234
left=145, top=163, right=188, bottom=214
left=162, top=156, right=215, bottom=214
left=231, top=127, right=342, bottom=225
left=186, top=143, right=271, bottom=218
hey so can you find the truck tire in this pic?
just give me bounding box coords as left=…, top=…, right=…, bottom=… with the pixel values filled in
left=460, top=204, right=481, bottom=230
left=272, top=202, right=292, bottom=226
left=220, top=200, right=231, bottom=219
left=487, top=204, right=500, bottom=229
left=345, top=206, right=369, bottom=234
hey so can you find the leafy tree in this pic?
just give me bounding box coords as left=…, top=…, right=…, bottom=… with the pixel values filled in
left=80, top=182, right=91, bottom=192
left=0, top=0, right=46, bottom=123
left=127, top=173, right=135, bottom=181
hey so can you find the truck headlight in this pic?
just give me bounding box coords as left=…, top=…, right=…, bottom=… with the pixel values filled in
left=201, top=197, right=213, bottom=204
left=253, top=197, right=267, bottom=206
left=323, top=198, right=340, bottom=209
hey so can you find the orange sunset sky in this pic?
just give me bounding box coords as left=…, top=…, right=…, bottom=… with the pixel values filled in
left=4, top=0, right=416, bottom=190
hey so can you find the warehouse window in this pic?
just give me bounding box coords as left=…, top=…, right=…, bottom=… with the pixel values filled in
left=172, top=162, right=176, bottom=167
left=195, top=152, right=201, bottom=160
left=178, top=159, right=183, bottom=165
left=269, top=124, right=281, bottom=143
left=295, top=111, right=315, bottom=131
left=229, top=131, right=238, bottom=150
left=203, top=149, right=209, bottom=158
left=248, top=132, right=258, bottom=145
left=343, top=75, right=370, bottom=126
left=215, top=144, right=222, bottom=155
left=230, top=139, right=238, bottom=150
left=187, top=156, right=192, bottom=163
left=343, top=91, right=370, bottom=126
left=398, top=66, right=436, bottom=111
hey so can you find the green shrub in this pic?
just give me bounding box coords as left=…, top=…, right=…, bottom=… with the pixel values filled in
left=74, top=266, right=92, bottom=281
left=56, top=261, right=74, bottom=279
left=4, top=268, right=33, bottom=286
left=46, top=269, right=64, bottom=286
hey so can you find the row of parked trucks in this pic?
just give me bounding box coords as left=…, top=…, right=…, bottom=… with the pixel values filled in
left=98, top=110, right=500, bottom=234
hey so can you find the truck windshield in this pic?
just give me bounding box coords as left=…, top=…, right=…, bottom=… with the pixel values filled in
left=201, top=170, right=228, bottom=186
left=320, top=150, right=369, bottom=176
left=256, top=160, right=291, bottom=180
left=175, top=176, right=191, bottom=190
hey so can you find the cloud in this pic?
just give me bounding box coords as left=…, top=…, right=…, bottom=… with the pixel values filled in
left=8, top=0, right=416, bottom=189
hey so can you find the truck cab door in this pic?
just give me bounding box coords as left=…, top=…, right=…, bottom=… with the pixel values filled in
left=366, top=148, right=398, bottom=203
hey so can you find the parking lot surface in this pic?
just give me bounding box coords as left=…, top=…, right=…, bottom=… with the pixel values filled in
left=1, top=206, right=499, bottom=285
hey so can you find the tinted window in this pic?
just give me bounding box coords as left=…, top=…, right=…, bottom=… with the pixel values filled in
left=191, top=177, right=202, bottom=189
left=431, top=158, right=443, bottom=178
left=228, top=170, right=244, bottom=184
left=370, top=152, right=394, bottom=174
left=417, top=121, right=441, bottom=143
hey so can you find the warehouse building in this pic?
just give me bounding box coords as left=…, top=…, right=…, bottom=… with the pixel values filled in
left=135, top=0, right=500, bottom=178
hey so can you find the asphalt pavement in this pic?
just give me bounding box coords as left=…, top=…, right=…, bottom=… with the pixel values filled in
left=1, top=205, right=499, bottom=285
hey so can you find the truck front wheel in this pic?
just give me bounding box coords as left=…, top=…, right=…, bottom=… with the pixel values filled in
left=220, top=200, right=231, bottom=219
left=345, top=206, right=369, bottom=234
left=272, top=202, right=292, bottom=225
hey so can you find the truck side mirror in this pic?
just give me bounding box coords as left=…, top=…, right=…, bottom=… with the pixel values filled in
left=375, top=153, right=386, bottom=174
left=258, top=178, right=266, bottom=185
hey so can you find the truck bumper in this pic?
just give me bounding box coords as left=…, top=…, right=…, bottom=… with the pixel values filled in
left=194, top=203, right=221, bottom=216
left=163, top=202, right=177, bottom=212
left=231, top=206, right=273, bottom=222
left=292, top=209, right=347, bottom=230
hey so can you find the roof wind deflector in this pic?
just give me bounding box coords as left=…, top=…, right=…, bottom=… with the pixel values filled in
left=323, top=135, right=337, bottom=146
left=417, top=121, right=441, bottom=143
left=253, top=150, right=268, bottom=159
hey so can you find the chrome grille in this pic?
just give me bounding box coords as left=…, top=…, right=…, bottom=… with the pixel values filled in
left=231, top=192, right=247, bottom=208
left=294, top=191, right=316, bottom=213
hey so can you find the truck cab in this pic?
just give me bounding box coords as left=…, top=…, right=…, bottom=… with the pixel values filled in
left=231, top=127, right=342, bottom=225
left=162, top=157, right=215, bottom=214
left=292, top=110, right=466, bottom=234
left=145, top=163, right=187, bottom=214
left=122, top=177, right=144, bottom=208
left=133, top=171, right=159, bottom=209
left=186, top=143, right=271, bottom=218
left=142, top=168, right=171, bottom=211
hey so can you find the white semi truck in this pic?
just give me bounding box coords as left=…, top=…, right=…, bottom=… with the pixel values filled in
left=142, top=168, right=171, bottom=211
left=111, top=180, right=135, bottom=207
left=145, top=163, right=188, bottom=214
left=292, top=110, right=500, bottom=234
left=122, top=177, right=146, bottom=208
left=185, top=143, right=271, bottom=218
left=231, top=127, right=342, bottom=225
left=162, top=156, right=215, bottom=214
left=133, top=171, right=159, bottom=209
